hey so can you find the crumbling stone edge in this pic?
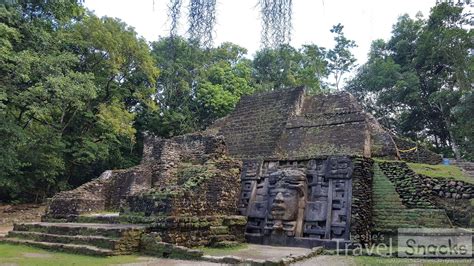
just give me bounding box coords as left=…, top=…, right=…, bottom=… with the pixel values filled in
left=200, top=246, right=324, bottom=265
left=141, top=235, right=324, bottom=265
left=141, top=236, right=324, bottom=265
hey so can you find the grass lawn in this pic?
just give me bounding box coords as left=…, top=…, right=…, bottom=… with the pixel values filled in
left=407, top=162, right=473, bottom=184
left=353, top=256, right=473, bottom=265
left=197, top=243, right=248, bottom=256
left=0, top=243, right=140, bottom=266
left=1, top=243, right=472, bottom=266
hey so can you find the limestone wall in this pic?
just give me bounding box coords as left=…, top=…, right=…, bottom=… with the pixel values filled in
left=276, top=93, right=372, bottom=159
left=218, top=87, right=305, bottom=159
left=142, top=133, right=229, bottom=187
left=350, top=157, right=374, bottom=245
left=366, top=115, right=399, bottom=159
left=44, top=166, right=153, bottom=219
left=141, top=216, right=246, bottom=247
left=142, top=133, right=227, bottom=165
left=426, top=177, right=474, bottom=200
left=215, top=88, right=399, bottom=160
left=124, top=156, right=241, bottom=217
left=44, top=133, right=239, bottom=221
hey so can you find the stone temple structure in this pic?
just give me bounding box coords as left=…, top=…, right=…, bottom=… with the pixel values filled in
left=5, top=87, right=462, bottom=257
left=211, top=86, right=399, bottom=160
left=208, top=87, right=397, bottom=247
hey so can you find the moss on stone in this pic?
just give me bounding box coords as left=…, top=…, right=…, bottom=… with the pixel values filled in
left=140, top=233, right=203, bottom=259
left=372, top=163, right=451, bottom=234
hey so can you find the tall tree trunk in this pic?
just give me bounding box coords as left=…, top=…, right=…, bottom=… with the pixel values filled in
left=444, top=115, right=461, bottom=160
left=438, top=103, right=461, bottom=160
left=448, top=128, right=461, bottom=160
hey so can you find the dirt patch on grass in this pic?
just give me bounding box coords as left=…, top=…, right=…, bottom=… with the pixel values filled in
left=21, top=252, right=52, bottom=258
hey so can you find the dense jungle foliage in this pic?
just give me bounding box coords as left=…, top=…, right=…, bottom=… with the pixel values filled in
left=0, top=1, right=471, bottom=202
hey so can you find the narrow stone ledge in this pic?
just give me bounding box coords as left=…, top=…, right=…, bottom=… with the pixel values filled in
left=200, top=246, right=323, bottom=265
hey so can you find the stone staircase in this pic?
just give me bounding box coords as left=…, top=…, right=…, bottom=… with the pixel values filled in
left=208, top=225, right=241, bottom=247
left=1, top=222, right=145, bottom=256
left=450, top=159, right=474, bottom=179
left=372, top=163, right=452, bottom=237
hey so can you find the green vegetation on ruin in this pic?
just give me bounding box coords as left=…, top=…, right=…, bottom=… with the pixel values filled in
left=177, top=162, right=217, bottom=190
left=407, top=163, right=473, bottom=184
left=372, top=163, right=451, bottom=231
left=373, top=158, right=472, bottom=184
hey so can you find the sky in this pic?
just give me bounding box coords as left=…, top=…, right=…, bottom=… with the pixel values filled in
left=83, top=0, right=438, bottom=65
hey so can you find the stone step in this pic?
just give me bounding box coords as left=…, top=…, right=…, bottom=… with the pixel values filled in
left=373, top=192, right=403, bottom=195
left=43, top=213, right=122, bottom=224
left=373, top=214, right=449, bottom=220
left=373, top=196, right=405, bottom=199
left=373, top=223, right=449, bottom=229
left=372, top=162, right=452, bottom=231
left=373, top=217, right=449, bottom=224
left=7, top=231, right=118, bottom=250
left=463, top=171, right=474, bottom=177
left=13, top=222, right=144, bottom=238
left=209, top=234, right=236, bottom=243
left=373, top=204, right=406, bottom=207
left=209, top=226, right=229, bottom=235
left=208, top=240, right=241, bottom=248
left=372, top=197, right=405, bottom=201
left=373, top=210, right=446, bottom=215
left=1, top=238, right=115, bottom=256
left=7, top=222, right=145, bottom=255
left=456, top=162, right=474, bottom=166
left=373, top=204, right=407, bottom=209
left=373, top=216, right=449, bottom=223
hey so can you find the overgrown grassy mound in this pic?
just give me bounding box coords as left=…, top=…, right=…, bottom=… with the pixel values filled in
left=407, top=163, right=473, bottom=184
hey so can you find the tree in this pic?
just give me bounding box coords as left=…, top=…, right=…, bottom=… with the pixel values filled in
left=327, top=23, right=357, bottom=90
left=454, top=92, right=474, bottom=160
left=252, top=44, right=327, bottom=92
left=143, top=37, right=255, bottom=137
left=0, top=2, right=158, bottom=201
left=347, top=3, right=473, bottom=159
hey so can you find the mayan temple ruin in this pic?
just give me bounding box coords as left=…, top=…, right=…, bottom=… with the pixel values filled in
left=2, top=87, right=473, bottom=261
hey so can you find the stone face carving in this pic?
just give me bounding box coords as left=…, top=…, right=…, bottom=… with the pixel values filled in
left=267, top=169, right=307, bottom=236
left=241, top=156, right=354, bottom=247
left=266, top=169, right=306, bottom=237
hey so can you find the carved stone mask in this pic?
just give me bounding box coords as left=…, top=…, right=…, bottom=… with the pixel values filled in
left=268, top=169, right=306, bottom=222
left=270, top=188, right=299, bottom=220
